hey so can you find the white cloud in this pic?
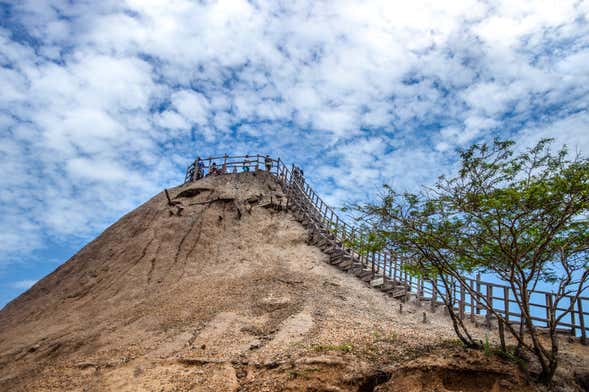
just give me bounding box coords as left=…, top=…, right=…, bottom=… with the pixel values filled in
left=66, top=158, right=131, bottom=182
left=155, top=110, right=190, bottom=130
left=171, top=90, right=210, bottom=125
left=0, top=0, right=587, bottom=272
left=518, top=112, right=589, bottom=155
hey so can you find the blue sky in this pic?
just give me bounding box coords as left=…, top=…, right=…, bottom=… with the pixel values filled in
left=1, top=0, right=588, bottom=308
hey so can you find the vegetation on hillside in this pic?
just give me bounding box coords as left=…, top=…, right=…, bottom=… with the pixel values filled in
left=355, top=138, right=589, bottom=384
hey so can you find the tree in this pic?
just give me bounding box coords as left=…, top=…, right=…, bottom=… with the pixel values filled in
left=356, top=139, right=589, bottom=384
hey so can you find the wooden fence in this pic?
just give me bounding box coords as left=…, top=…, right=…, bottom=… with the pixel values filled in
left=184, top=154, right=588, bottom=343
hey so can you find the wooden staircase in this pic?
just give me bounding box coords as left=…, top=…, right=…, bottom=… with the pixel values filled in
left=283, top=179, right=413, bottom=302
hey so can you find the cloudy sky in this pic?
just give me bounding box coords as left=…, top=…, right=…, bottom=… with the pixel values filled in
left=1, top=0, right=588, bottom=307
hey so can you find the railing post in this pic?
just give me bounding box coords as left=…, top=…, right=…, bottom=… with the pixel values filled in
left=376, top=253, right=381, bottom=274
left=504, top=287, right=510, bottom=322
left=392, top=253, right=398, bottom=282
left=444, top=282, right=450, bottom=315
left=545, top=293, right=553, bottom=329
left=329, top=209, right=334, bottom=230
left=431, top=278, right=437, bottom=311
left=578, top=298, right=586, bottom=344
left=570, top=297, right=577, bottom=337
left=476, top=273, right=481, bottom=315
left=357, top=234, right=363, bottom=266
left=361, top=235, right=367, bottom=266
left=485, top=284, right=493, bottom=328
left=469, top=279, right=475, bottom=322
left=459, top=285, right=465, bottom=320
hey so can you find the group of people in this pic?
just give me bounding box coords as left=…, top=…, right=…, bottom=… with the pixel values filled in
left=191, top=155, right=274, bottom=181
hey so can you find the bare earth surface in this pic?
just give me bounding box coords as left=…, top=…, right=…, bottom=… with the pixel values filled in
left=0, top=172, right=587, bottom=391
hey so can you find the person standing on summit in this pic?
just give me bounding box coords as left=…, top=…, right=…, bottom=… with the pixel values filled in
left=192, top=157, right=204, bottom=181
left=209, top=162, right=219, bottom=176
left=197, top=157, right=205, bottom=179
left=264, top=155, right=272, bottom=172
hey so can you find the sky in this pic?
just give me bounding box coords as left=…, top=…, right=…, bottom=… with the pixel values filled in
left=0, top=0, right=588, bottom=308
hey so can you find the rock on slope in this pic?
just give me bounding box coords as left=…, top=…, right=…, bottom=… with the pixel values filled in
left=0, top=172, right=583, bottom=391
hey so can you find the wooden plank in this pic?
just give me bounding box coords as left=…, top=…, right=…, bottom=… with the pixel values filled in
left=485, top=284, right=493, bottom=328
left=392, top=253, right=398, bottom=281
left=546, top=293, right=552, bottom=328
left=578, top=298, right=586, bottom=344
left=329, top=209, right=334, bottom=230
left=504, top=287, right=510, bottom=322
left=476, top=273, right=481, bottom=315
left=470, top=279, right=475, bottom=322
left=459, top=285, right=465, bottom=320
left=570, top=298, right=577, bottom=337
left=431, top=279, right=437, bottom=311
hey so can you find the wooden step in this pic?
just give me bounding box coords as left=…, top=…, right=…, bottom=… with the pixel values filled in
left=349, top=263, right=364, bottom=274
left=355, top=269, right=373, bottom=280
left=315, top=236, right=327, bottom=246
left=370, top=275, right=385, bottom=287
left=311, top=236, right=322, bottom=246
left=379, top=281, right=407, bottom=293
left=320, top=244, right=334, bottom=253
left=336, top=259, right=353, bottom=271
left=378, top=282, right=396, bottom=292
left=332, top=252, right=348, bottom=261
left=324, top=246, right=341, bottom=255
left=330, top=252, right=350, bottom=263
left=389, top=288, right=408, bottom=299
left=318, top=239, right=335, bottom=250
left=360, top=272, right=375, bottom=282
left=329, top=250, right=346, bottom=263
left=324, top=247, right=336, bottom=255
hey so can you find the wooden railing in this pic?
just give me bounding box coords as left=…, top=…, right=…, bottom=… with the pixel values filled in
left=184, top=154, right=588, bottom=342
left=184, top=154, right=277, bottom=183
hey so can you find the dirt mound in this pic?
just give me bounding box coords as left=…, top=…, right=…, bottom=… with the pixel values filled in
left=0, top=172, right=585, bottom=391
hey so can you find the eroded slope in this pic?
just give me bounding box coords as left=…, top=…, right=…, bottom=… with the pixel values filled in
left=0, top=172, right=585, bottom=391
